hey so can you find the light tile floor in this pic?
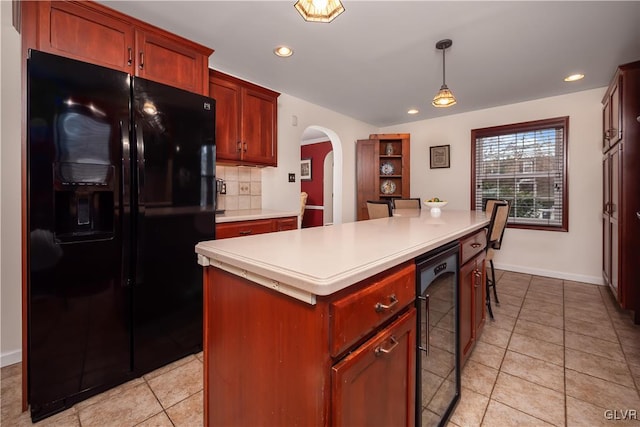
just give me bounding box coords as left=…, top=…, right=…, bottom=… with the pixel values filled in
left=450, top=270, right=640, bottom=427
left=2, top=270, right=640, bottom=426
left=0, top=353, right=204, bottom=427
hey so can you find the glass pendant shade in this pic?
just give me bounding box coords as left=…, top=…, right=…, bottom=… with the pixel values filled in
left=432, top=39, right=457, bottom=108
left=432, top=84, right=457, bottom=107
left=294, top=0, right=345, bottom=23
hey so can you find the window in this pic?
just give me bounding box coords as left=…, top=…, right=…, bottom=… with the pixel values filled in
left=471, top=117, right=568, bottom=231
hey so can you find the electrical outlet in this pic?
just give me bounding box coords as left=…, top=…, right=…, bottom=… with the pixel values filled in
left=221, top=183, right=227, bottom=194
left=288, top=173, right=296, bottom=183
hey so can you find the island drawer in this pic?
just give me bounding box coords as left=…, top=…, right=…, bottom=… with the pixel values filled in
left=329, top=262, right=415, bottom=358
left=460, top=229, right=487, bottom=265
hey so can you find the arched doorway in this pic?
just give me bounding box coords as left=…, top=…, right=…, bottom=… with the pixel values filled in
left=300, top=126, right=343, bottom=226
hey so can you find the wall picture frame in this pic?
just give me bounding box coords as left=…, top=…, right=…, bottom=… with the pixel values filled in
left=430, top=145, right=450, bottom=169
left=300, top=158, right=312, bottom=181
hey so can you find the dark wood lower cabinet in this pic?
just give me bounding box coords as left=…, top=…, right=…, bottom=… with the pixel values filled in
left=459, top=230, right=487, bottom=365
left=602, top=60, right=640, bottom=323
left=215, top=216, right=298, bottom=239
left=203, top=262, right=416, bottom=426
left=331, top=309, right=416, bottom=427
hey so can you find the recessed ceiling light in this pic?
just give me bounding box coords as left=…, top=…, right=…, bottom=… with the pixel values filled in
left=407, top=109, right=419, bottom=115
left=274, top=46, right=294, bottom=57
left=564, top=73, right=585, bottom=82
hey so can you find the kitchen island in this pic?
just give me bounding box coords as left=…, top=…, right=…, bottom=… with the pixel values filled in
left=195, top=210, right=489, bottom=426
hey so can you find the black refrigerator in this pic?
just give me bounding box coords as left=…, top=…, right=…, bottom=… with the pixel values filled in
left=27, top=50, right=215, bottom=421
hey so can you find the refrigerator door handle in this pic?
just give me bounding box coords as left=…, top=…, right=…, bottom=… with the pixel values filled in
left=121, top=120, right=132, bottom=287
left=135, top=121, right=145, bottom=284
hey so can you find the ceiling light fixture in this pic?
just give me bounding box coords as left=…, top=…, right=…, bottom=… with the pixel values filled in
left=274, top=46, right=294, bottom=57
left=432, top=39, right=457, bottom=108
left=564, top=73, right=585, bottom=82
left=407, top=109, right=419, bottom=115
left=294, top=0, right=345, bottom=23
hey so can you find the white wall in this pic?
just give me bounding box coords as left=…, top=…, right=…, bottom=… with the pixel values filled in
left=261, top=93, right=376, bottom=224
left=1, top=1, right=24, bottom=367
left=0, top=10, right=606, bottom=366
left=380, top=88, right=605, bottom=284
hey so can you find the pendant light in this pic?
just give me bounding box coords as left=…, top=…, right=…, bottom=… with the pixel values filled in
left=294, top=0, right=345, bottom=23
left=432, top=39, right=457, bottom=108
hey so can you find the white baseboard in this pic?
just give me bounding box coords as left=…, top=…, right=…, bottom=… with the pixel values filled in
left=494, top=262, right=604, bottom=286
left=1, top=349, right=22, bottom=368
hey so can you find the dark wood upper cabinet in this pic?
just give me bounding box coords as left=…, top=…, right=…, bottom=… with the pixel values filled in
left=209, top=70, right=280, bottom=166
left=602, top=75, right=622, bottom=152
left=134, top=29, right=207, bottom=95
left=22, top=1, right=212, bottom=95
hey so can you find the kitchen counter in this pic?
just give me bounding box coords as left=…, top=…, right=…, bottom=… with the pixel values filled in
left=196, top=209, right=489, bottom=303
left=214, top=208, right=299, bottom=223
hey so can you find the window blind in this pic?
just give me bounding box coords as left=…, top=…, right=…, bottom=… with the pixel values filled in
left=471, top=117, right=568, bottom=231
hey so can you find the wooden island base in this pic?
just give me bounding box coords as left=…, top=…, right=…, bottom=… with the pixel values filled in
left=203, top=262, right=417, bottom=427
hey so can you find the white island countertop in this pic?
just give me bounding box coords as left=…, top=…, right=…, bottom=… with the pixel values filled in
left=196, top=209, right=489, bottom=303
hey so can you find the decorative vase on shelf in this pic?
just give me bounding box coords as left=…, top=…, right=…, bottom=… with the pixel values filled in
left=385, top=143, right=393, bottom=155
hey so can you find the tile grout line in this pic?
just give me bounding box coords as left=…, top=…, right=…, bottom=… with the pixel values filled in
left=477, top=272, right=531, bottom=426
left=562, top=278, right=567, bottom=427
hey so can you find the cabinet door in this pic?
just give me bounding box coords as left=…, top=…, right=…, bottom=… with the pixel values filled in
left=241, top=88, right=278, bottom=166
left=331, top=308, right=416, bottom=427
left=40, top=1, right=134, bottom=72
left=459, top=252, right=485, bottom=365
left=610, top=82, right=621, bottom=146
left=602, top=154, right=612, bottom=287
left=135, top=30, right=206, bottom=95
left=355, top=139, right=378, bottom=221
left=209, top=77, right=242, bottom=162
left=610, top=147, right=620, bottom=300
left=472, top=252, right=486, bottom=339
left=603, top=147, right=621, bottom=299
left=459, top=258, right=475, bottom=364
left=603, top=79, right=622, bottom=151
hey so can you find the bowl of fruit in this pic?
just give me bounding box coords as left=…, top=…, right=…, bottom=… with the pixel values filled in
left=424, top=198, right=448, bottom=216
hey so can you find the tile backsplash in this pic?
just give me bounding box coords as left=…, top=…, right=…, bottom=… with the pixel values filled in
left=216, top=166, right=262, bottom=211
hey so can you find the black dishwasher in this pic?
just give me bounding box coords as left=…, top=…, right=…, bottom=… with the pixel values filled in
left=415, top=241, right=461, bottom=426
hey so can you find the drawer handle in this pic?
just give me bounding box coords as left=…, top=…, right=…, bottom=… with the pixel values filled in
left=470, top=242, right=482, bottom=248
left=374, top=336, right=399, bottom=357
left=239, top=230, right=252, bottom=235
left=375, top=294, right=398, bottom=312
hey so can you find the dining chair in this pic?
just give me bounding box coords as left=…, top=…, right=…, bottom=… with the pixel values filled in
left=299, top=192, right=308, bottom=228
left=366, top=200, right=393, bottom=219
left=484, top=200, right=510, bottom=319
left=392, top=198, right=421, bottom=210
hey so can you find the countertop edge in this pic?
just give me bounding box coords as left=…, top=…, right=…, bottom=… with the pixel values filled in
left=197, top=213, right=489, bottom=298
